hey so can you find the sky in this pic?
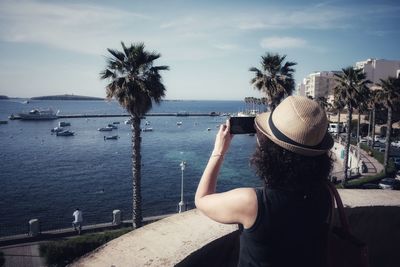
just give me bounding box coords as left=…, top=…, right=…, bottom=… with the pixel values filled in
left=0, top=0, right=399, bottom=100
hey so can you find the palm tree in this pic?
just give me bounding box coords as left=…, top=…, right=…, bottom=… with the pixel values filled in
left=367, top=90, right=380, bottom=148
left=100, top=42, right=169, bottom=228
left=376, top=77, right=400, bottom=171
left=249, top=53, right=297, bottom=111
left=316, top=96, right=329, bottom=110
left=334, top=67, right=371, bottom=183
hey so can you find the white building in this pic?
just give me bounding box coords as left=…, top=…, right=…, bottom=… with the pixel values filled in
left=355, top=58, right=400, bottom=84
left=296, top=80, right=306, bottom=96
left=299, top=71, right=340, bottom=101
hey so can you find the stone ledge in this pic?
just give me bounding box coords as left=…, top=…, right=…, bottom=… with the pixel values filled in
left=72, top=190, right=400, bottom=267
left=72, top=209, right=237, bottom=266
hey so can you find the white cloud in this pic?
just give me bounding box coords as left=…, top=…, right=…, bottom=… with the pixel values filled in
left=213, top=43, right=238, bottom=51
left=260, top=36, right=307, bottom=49
left=0, top=0, right=151, bottom=55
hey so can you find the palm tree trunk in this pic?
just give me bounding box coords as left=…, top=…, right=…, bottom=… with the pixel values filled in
left=337, top=110, right=341, bottom=139
left=367, top=110, right=371, bottom=146
left=371, top=108, right=376, bottom=148
left=131, top=115, right=143, bottom=228
left=357, top=112, right=360, bottom=143
left=384, top=106, right=392, bottom=171
left=343, top=105, right=352, bottom=184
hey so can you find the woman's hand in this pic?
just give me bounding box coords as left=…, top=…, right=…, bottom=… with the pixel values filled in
left=212, top=119, right=233, bottom=156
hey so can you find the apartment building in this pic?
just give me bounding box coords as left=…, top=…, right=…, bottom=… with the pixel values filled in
left=298, top=71, right=340, bottom=101
left=355, top=58, right=400, bottom=84
left=298, top=58, right=400, bottom=101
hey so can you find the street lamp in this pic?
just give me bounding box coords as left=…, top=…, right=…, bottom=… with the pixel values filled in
left=178, top=161, right=187, bottom=213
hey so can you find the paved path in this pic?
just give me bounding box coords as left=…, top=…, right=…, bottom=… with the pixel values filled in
left=355, top=144, right=384, bottom=175
left=1, top=242, right=45, bottom=267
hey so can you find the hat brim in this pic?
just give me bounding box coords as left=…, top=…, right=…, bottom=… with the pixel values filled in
left=255, top=112, right=334, bottom=157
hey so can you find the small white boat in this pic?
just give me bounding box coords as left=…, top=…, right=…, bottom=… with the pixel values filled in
left=104, top=135, right=119, bottom=140
left=145, top=120, right=150, bottom=125
left=177, top=121, right=183, bottom=126
left=124, top=119, right=132, bottom=125
left=142, top=127, right=153, bottom=132
left=98, top=127, right=113, bottom=131
left=59, top=121, right=71, bottom=127
left=107, top=124, right=118, bottom=129
left=56, top=130, right=74, bottom=136
left=51, top=126, right=64, bottom=133
left=207, top=128, right=211, bottom=131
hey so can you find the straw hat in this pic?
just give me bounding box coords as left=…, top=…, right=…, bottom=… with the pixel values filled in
left=255, top=96, right=333, bottom=156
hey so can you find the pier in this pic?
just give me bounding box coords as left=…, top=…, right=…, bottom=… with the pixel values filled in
left=9, top=112, right=222, bottom=120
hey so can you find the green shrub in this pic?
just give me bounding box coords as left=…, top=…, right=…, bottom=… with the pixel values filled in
left=0, top=251, right=5, bottom=267
left=39, top=228, right=131, bottom=266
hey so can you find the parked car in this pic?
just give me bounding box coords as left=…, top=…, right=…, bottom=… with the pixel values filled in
left=379, top=178, right=400, bottom=190
left=391, top=140, right=400, bottom=148
left=360, top=183, right=381, bottom=189
left=391, top=157, right=400, bottom=168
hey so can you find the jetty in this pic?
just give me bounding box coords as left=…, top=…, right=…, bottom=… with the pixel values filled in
left=9, top=112, right=221, bottom=120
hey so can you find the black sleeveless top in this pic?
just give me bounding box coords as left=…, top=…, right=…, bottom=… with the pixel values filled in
left=238, top=186, right=330, bottom=267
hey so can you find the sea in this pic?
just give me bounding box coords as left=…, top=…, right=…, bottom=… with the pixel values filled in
left=0, top=99, right=263, bottom=237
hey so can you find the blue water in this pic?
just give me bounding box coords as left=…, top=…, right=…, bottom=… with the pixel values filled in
left=0, top=99, right=263, bottom=236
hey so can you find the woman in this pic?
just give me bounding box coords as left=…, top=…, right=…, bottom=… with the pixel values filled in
left=195, top=96, right=334, bottom=267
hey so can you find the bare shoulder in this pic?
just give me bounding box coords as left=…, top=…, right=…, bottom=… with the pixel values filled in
left=231, top=187, right=257, bottom=204
left=232, top=188, right=258, bottom=228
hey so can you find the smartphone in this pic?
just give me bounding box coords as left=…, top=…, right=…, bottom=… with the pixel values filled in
left=229, top=116, right=256, bottom=134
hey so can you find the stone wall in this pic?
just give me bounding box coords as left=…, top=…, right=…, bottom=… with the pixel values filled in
left=72, top=190, right=400, bottom=267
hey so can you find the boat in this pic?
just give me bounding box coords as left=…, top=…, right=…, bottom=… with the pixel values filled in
left=145, top=120, right=150, bottom=125
left=112, top=121, right=120, bottom=124
left=237, top=109, right=259, bottom=117
left=142, top=127, right=153, bottom=132
left=107, top=124, right=118, bottom=129
left=51, top=126, right=64, bottom=133
left=59, top=121, right=71, bottom=127
left=18, top=108, right=58, bottom=120
left=177, top=121, right=183, bottom=126
left=98, top=127, right=113, bottom=131
left=124, top=119, right=132, bottom=125
left=0, top=120, right=8, bottom=124
left=56, top=130, right=74, bottom=136
left=104, top=135, right=119, bottom=140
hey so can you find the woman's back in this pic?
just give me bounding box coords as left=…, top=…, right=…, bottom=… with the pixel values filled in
left=239, top=186, right=330, bottom=267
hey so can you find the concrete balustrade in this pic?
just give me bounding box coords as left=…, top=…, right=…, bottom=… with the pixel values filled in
left=112, top=210, right=122, bottom=226
left=28, top=219, right=39, bottom=237
left=72, top=190, right=400, bottom=267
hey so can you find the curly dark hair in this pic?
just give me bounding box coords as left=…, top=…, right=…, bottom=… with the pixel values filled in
left=250, top=130, right=333, bottom=190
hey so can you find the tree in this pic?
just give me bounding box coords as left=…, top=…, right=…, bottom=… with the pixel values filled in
left=249, top=53, right=297, bottom=111
left=367, top=90, right=381, bottom=148
left=100, top=42, right=169, bottom=228
left=376, top=77, right=400, bottom=171
left=334, top=67, right=371, bottom=183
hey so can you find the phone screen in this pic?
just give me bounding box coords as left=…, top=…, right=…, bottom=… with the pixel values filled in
left=229, top=117, right=256, bottom=134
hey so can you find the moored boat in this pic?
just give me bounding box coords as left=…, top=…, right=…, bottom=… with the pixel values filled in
left=18, top=108, right=58, bottom=120
left=56, top=130, right=74, bottom=136
left=98, top=126, right=113, bottom=131
left=107, top=124, right=118, bottom=129
left=51, top=126, right=64, bottom=133
left=104, top=135, right=119, bottom=140
left=59, top=121, right=71, bottom=127
left=142, top=127, right=153, bottom=132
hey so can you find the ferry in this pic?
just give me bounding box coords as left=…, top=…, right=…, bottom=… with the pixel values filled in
left=18, top=109, right=58, bottom=120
